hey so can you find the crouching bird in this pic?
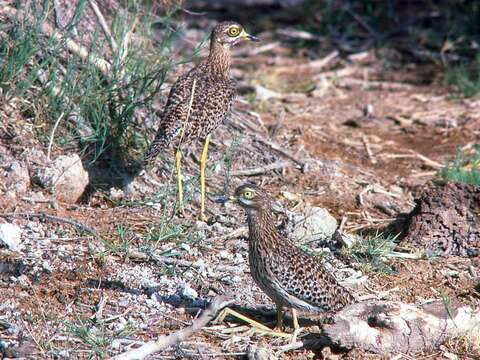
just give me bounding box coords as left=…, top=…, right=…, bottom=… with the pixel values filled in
left=143, top=22, right=258, bottom=221
left=216, top=184, right=355, bottom=336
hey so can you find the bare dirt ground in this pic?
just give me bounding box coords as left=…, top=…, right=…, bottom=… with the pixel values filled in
left=1, top=6, right=479, bottom=360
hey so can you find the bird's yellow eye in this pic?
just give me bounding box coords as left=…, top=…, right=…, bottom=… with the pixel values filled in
left=227, top=26, right=240, bottom=37
left=243, top=190, right=254, bottom=199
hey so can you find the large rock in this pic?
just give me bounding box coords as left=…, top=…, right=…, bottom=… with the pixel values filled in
left=398, top=180, right=480, bottom=257
left=0, top=223, right=22, bottom=250
left=289, top=206, right=338, bottom=242
left=33, top=154, right=89, bottom=203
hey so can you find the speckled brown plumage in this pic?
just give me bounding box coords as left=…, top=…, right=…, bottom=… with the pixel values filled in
left=143, top=21, right=254, bottom=164
left=232, top=184, right=355, bottom=316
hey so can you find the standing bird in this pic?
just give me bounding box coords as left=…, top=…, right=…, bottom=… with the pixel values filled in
left=143, top=21, right=258, bottom=221
left=218, top=184, right=355, bottom=334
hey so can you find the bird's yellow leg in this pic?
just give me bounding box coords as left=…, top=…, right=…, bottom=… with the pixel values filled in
left=291, top=308, right=299, bottom=330
left=199, top=134, right=211, bottom=222
left=275, top=306, right=284, bottom=331
left=215, top=307, right=290, bottom=338
left=175, top=148, right=185, bottom=217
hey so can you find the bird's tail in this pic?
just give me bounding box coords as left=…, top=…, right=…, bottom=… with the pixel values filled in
left=142, top=136, right=168, bottom=168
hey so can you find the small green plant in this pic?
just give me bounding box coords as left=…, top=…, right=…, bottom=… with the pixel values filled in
left=346, top=231, right=398, bottom=274
left=107, top=224, right=132, bottom=255
left=447, top=57, right=480, bottom=98
left=63, top=317, right=134, bottom=358
left=441, top=145, right=480, bottom=185
left=0, top=2, right=179, bottom=170
left=216, top=135, right=242, bottom=195
left=440, top=292, right=455, bottom=320
left=144, top=221, right=192, bottom=252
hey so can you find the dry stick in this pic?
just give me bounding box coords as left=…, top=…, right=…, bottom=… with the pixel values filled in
left=338, top=215, right=348, bottom=233
left=88, top=0, right=117, bottom=52
left=254, top=137, right=306, bottom=168
left=362, top=135, right=377, bottom=164
left=112, top=296, right=233, bottom=360
left=380, top=152, right=444, bottom=169
left=276, top=28, right=322, bottom=41
left=53, top=0, right=68, bottom=29
left=337, top=78, right=413, bottom=91
left=119, top=15, right=140, bottom=66
left=231, top=160, right=292, bottom=176
left=313, top=66, right=357, bottom=81
left=275, top=50, right=339, bottom=73
left=249, top=42, right=280, bottom=56
left=0, top=213, right=101, bottom=239
left=46, top=112, right=65, bottom=161
left=213, top=226, right=248, bottom=243
left=150, top=254, right=243, bottom=274
left=274, top=341, right=305, bottom=355
left=1, top=6, right=111, bottom=77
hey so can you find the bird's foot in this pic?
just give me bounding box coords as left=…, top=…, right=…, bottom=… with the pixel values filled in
left=290, top=326, right=303, bottom=344
left=214, top=307, right=290, bottom=338
left=176, top=208, right=185, bottom=218
left=198, top=212, right=209, bottom=223
left=273, top=325, right=284, bottom=333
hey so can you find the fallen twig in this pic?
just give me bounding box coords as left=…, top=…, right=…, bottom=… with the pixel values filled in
left=0, top=212, right=101, bottom=239
left=232, top=160, right=291, bottom=176
left=1, top=6, right=111, bottom=76
left=313, top=66, right=357, bottom=81
left=211, top=226, right=248, bottom=243
left=112, top=296, right=233, bottom=360
left=276, top=28, right=324, bottom=42
left=255, top=137, right=306, bottom=169
left=119, top=14, right=140, bottom=68
left=88, top=0, right=117, bottom=52
left=380, top=151, right=444, bottom=169
left=275, top=50, right=339, bottom=73
left=47, top=112, right=65, bottom=161
left=236, top=41, right=280, bottom=57
left=141, top=251, right=242, bottom=273
left=362, top=135, right=377, bottom=164
left=337, top=78, right=413, bottom=91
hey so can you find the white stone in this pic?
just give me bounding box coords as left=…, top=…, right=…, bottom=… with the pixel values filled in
left=180, top=243, right=192, bottom=254
left=180, top=283, right=198, bottom=299
left=290, top=206, right=338, bottom=242
left=0, top=223, right=22, bottom=250
left=232, top=275, right=242, bottom=283
left=34, top=154, right=89, bottom=203
left=218, top=250, right=232, bottom=260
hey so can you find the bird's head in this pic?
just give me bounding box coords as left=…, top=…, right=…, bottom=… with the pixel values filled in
left=216, top=183, right=282, bottom=213
left=211, top=21, right=259, bottom=48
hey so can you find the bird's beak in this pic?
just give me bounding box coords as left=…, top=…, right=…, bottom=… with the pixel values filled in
left=240, top=29, right=259, bottom=42
left=215, top=195, right=237, bottom=204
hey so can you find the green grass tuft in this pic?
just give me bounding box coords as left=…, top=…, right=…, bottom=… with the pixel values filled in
left=441, top=145, right=480, bottom=185
left=345, top=231, right=398, bottom=274
left=63, top=316, right=134, bottom=358
left=0, top=2, right=179, bottom=171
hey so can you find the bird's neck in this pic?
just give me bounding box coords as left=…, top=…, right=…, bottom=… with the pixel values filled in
left=206, top=39, right=231, bottom=78
left=246, top=208, right=282, bottom=250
